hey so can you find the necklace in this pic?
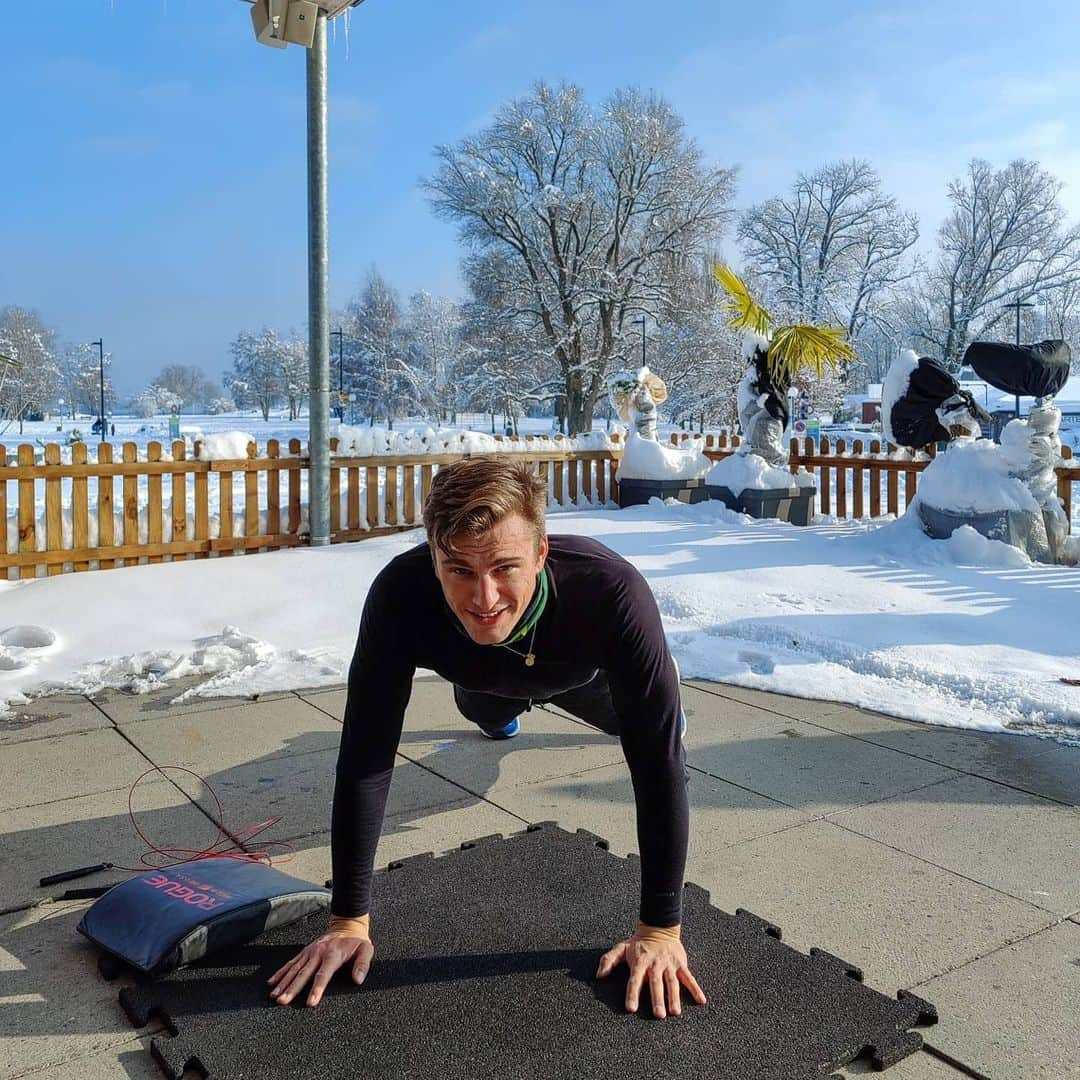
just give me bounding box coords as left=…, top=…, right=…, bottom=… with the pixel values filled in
left=499, top=619, right=539, bottom=666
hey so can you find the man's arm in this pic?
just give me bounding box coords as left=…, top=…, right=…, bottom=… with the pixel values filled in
left=331, top=565, right=416, bottom=918
left=602, top=569, right=689, bottom=929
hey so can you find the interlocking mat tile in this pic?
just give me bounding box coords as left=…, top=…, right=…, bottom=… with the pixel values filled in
left=117, top=823, right=936, bottom=1079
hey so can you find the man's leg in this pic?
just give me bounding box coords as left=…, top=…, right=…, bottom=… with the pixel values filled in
left=547, top=671, right=622, bottom=736
left=548, top=662, right=686, bottom=738
left=453, top=684, right=530, bottom=739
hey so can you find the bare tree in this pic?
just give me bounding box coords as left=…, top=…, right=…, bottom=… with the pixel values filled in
left=908, top=158, right=1080, bottom=369
left=405, top=291, right=462, bottom=422
left=738, top=159, right=919, bottom=342
left=228, top=329, right=285, bottom=421
left=154, top=364, right=216, bottom=413
left=424, top=81, right=736, bottom=434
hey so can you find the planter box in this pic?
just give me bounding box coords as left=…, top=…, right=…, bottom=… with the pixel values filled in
left=617, top=477, right=709, bottom=508
left=918, top=503, right=1067, bottom=564
left=706, top=485, right=817, bottom=527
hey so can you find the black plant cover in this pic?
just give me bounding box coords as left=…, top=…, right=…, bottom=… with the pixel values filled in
left=752, top=346, right=791, bottom=426
left=889, top=356, right=958, bottom=448
left=963, top=339, right=1071, bottom=398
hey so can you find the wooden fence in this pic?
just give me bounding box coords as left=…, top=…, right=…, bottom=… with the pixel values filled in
left=0, top=435, right=619, bottom=580
left=3, top=433, right=1077, bottom=580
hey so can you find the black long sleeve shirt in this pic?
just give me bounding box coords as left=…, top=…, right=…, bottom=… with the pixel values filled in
left=331, top=534, right=689, bottom=927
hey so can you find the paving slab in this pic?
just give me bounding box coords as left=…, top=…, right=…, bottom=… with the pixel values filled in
left=203, top=749, right=474, bottom=850
left=830, top=773, right=1080, bottom=916
left=0, top=901, right=165, bottom=1079
left=91, top=677, right=293, bottom=726
left=118, top=696, right=342, bottom=776
left=282, top=797, right=529, bottom=892
left=0, top=695, right=110, bottom=747
left=684, top=818, right=1053, bottom=993
left=912, top=920, right=1080, bottom=1078
left=9, top=1036, right=162, bottom=1079
left=396, top=680, right=627, bottom=792
left=678, top=689, right=956, bottom=815
left=0, top=780, right=207, bottom=913
left=685, top=678, right=848, bottom=722
left=0, top=728, right=154, bottom=813
left=811, top=707, right=1080, bottom=803
left=485, top=762, right=812, bottom=868
left=296, top=685, right=346, bottom=719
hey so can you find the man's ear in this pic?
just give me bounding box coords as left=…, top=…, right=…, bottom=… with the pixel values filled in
left=537, top=532, right=549, bottom=566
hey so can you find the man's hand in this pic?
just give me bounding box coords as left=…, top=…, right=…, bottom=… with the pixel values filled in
left=596, top=922, right=707, bottom=1019
left=267, top=914, right=373, bottom=1008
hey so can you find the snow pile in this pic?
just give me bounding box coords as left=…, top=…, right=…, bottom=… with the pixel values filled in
left=944, top=524, right=1032, bottom=568
left=196, top=432, right=256, bottom=460
left=4, top=501, right=1079, bottom=742
left=333, top=425, right=615, bottom=457
left=616, top=433, right=710, bottom=481
left=916, top=438, right=1039, bottom=513
left=880, top=349, right=920, bottom=447
left=706, top=452, right=795, bottom=494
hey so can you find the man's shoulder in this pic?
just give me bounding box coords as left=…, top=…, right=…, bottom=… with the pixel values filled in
left=369, top=541, right=436, bottom=597
left=547, top=534, right=640, bottom=585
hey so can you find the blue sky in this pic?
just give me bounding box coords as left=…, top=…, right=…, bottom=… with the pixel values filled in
left=6, top=0, right=1080, bottom=395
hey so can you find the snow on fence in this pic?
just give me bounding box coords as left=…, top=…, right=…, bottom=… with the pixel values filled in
left=672, top=432, right=1079, bottom=524
left=4, top=434, right=1077, bottom=581
left=1, top=435, right=620, bottom=580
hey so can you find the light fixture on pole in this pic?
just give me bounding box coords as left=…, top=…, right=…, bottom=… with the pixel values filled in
left=90, top=339, right=107, bottom=441
left=1002, top=299, right=1034, bottom=419
left=239, top=0, right=368, bottom=547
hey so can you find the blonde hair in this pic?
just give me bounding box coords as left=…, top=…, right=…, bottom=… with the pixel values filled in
left=423, top=457, right=547, bottom=556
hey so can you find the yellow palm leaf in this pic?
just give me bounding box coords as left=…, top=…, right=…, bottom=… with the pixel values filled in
left=712, top=265, right=772, bottom=337
left=767, top=324, right=857, bottom=381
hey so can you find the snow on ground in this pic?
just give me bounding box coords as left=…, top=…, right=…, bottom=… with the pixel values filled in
left=2, top=499, right=1078, bottom=745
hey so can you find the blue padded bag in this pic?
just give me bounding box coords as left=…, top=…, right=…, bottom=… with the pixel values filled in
left=77, top=858, right=330, bottom=974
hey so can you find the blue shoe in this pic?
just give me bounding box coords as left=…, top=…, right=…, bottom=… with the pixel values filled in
left=480, top=716, right=520, bottom=740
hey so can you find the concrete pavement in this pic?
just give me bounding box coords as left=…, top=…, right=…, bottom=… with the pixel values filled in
left=1, top=676, right=1078, bottom=1078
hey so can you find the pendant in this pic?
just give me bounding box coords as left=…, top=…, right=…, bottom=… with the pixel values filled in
left=525, top=654, right=536, bottom=667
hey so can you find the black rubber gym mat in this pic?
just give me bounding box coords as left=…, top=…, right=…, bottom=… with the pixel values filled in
left=118, top=823, right=936, bottom=1079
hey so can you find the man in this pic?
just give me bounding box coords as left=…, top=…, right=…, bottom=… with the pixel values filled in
left=269, top=457, right=705, bottom=1019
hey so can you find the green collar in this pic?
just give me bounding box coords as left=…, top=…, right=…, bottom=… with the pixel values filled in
left=502, top=565, right=549, bottom=644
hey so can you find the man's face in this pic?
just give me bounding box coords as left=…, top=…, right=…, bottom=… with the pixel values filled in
left=433, top=513, right=549, bottom=645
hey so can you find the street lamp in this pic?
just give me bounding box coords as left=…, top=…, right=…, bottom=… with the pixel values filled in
left=330, top=327, right=344, bottom=420
left=1002, top=299, right=1034, bottom=418
left=631, top=316, right=647, bottom=370
left=90, top=339, right=107, bottom=440
left=239, top=0, right=369, bottom=547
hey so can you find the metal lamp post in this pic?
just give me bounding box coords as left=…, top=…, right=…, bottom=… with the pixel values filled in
left=90, top=339, right=107, bottom=440
left=1003, top=299, right=1034, bottom=419
left=241, top=0, right=368, bottom=546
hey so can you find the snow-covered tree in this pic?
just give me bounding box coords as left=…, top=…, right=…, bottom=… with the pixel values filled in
left=152, top=363, right=216, bottom=413
left=405, top=291, right=461, bottom=421
left=459, top=253, right=551, bottom=432
left=228, top=329, right=285, bottom=420
left=424, top=81, right=736, bottom=434
left=0, top=306, right=59, bottom=435
left=278, top=334, right=309, bottom=421
left=738, top=160, right=919, bottom=348
left=905, top=158, right=1080, bottom=369
left=343, top=270, right=425, bottom=427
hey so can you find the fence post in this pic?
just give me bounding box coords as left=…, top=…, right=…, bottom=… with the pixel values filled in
left=72, top=442, right=89, bottom=572
left=44, top=443, right=63, bottom=576
left=18, top=445, right=36, bottom=579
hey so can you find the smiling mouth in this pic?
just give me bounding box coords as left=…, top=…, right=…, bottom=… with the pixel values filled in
left=468, top=607, right=509, bottom=624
